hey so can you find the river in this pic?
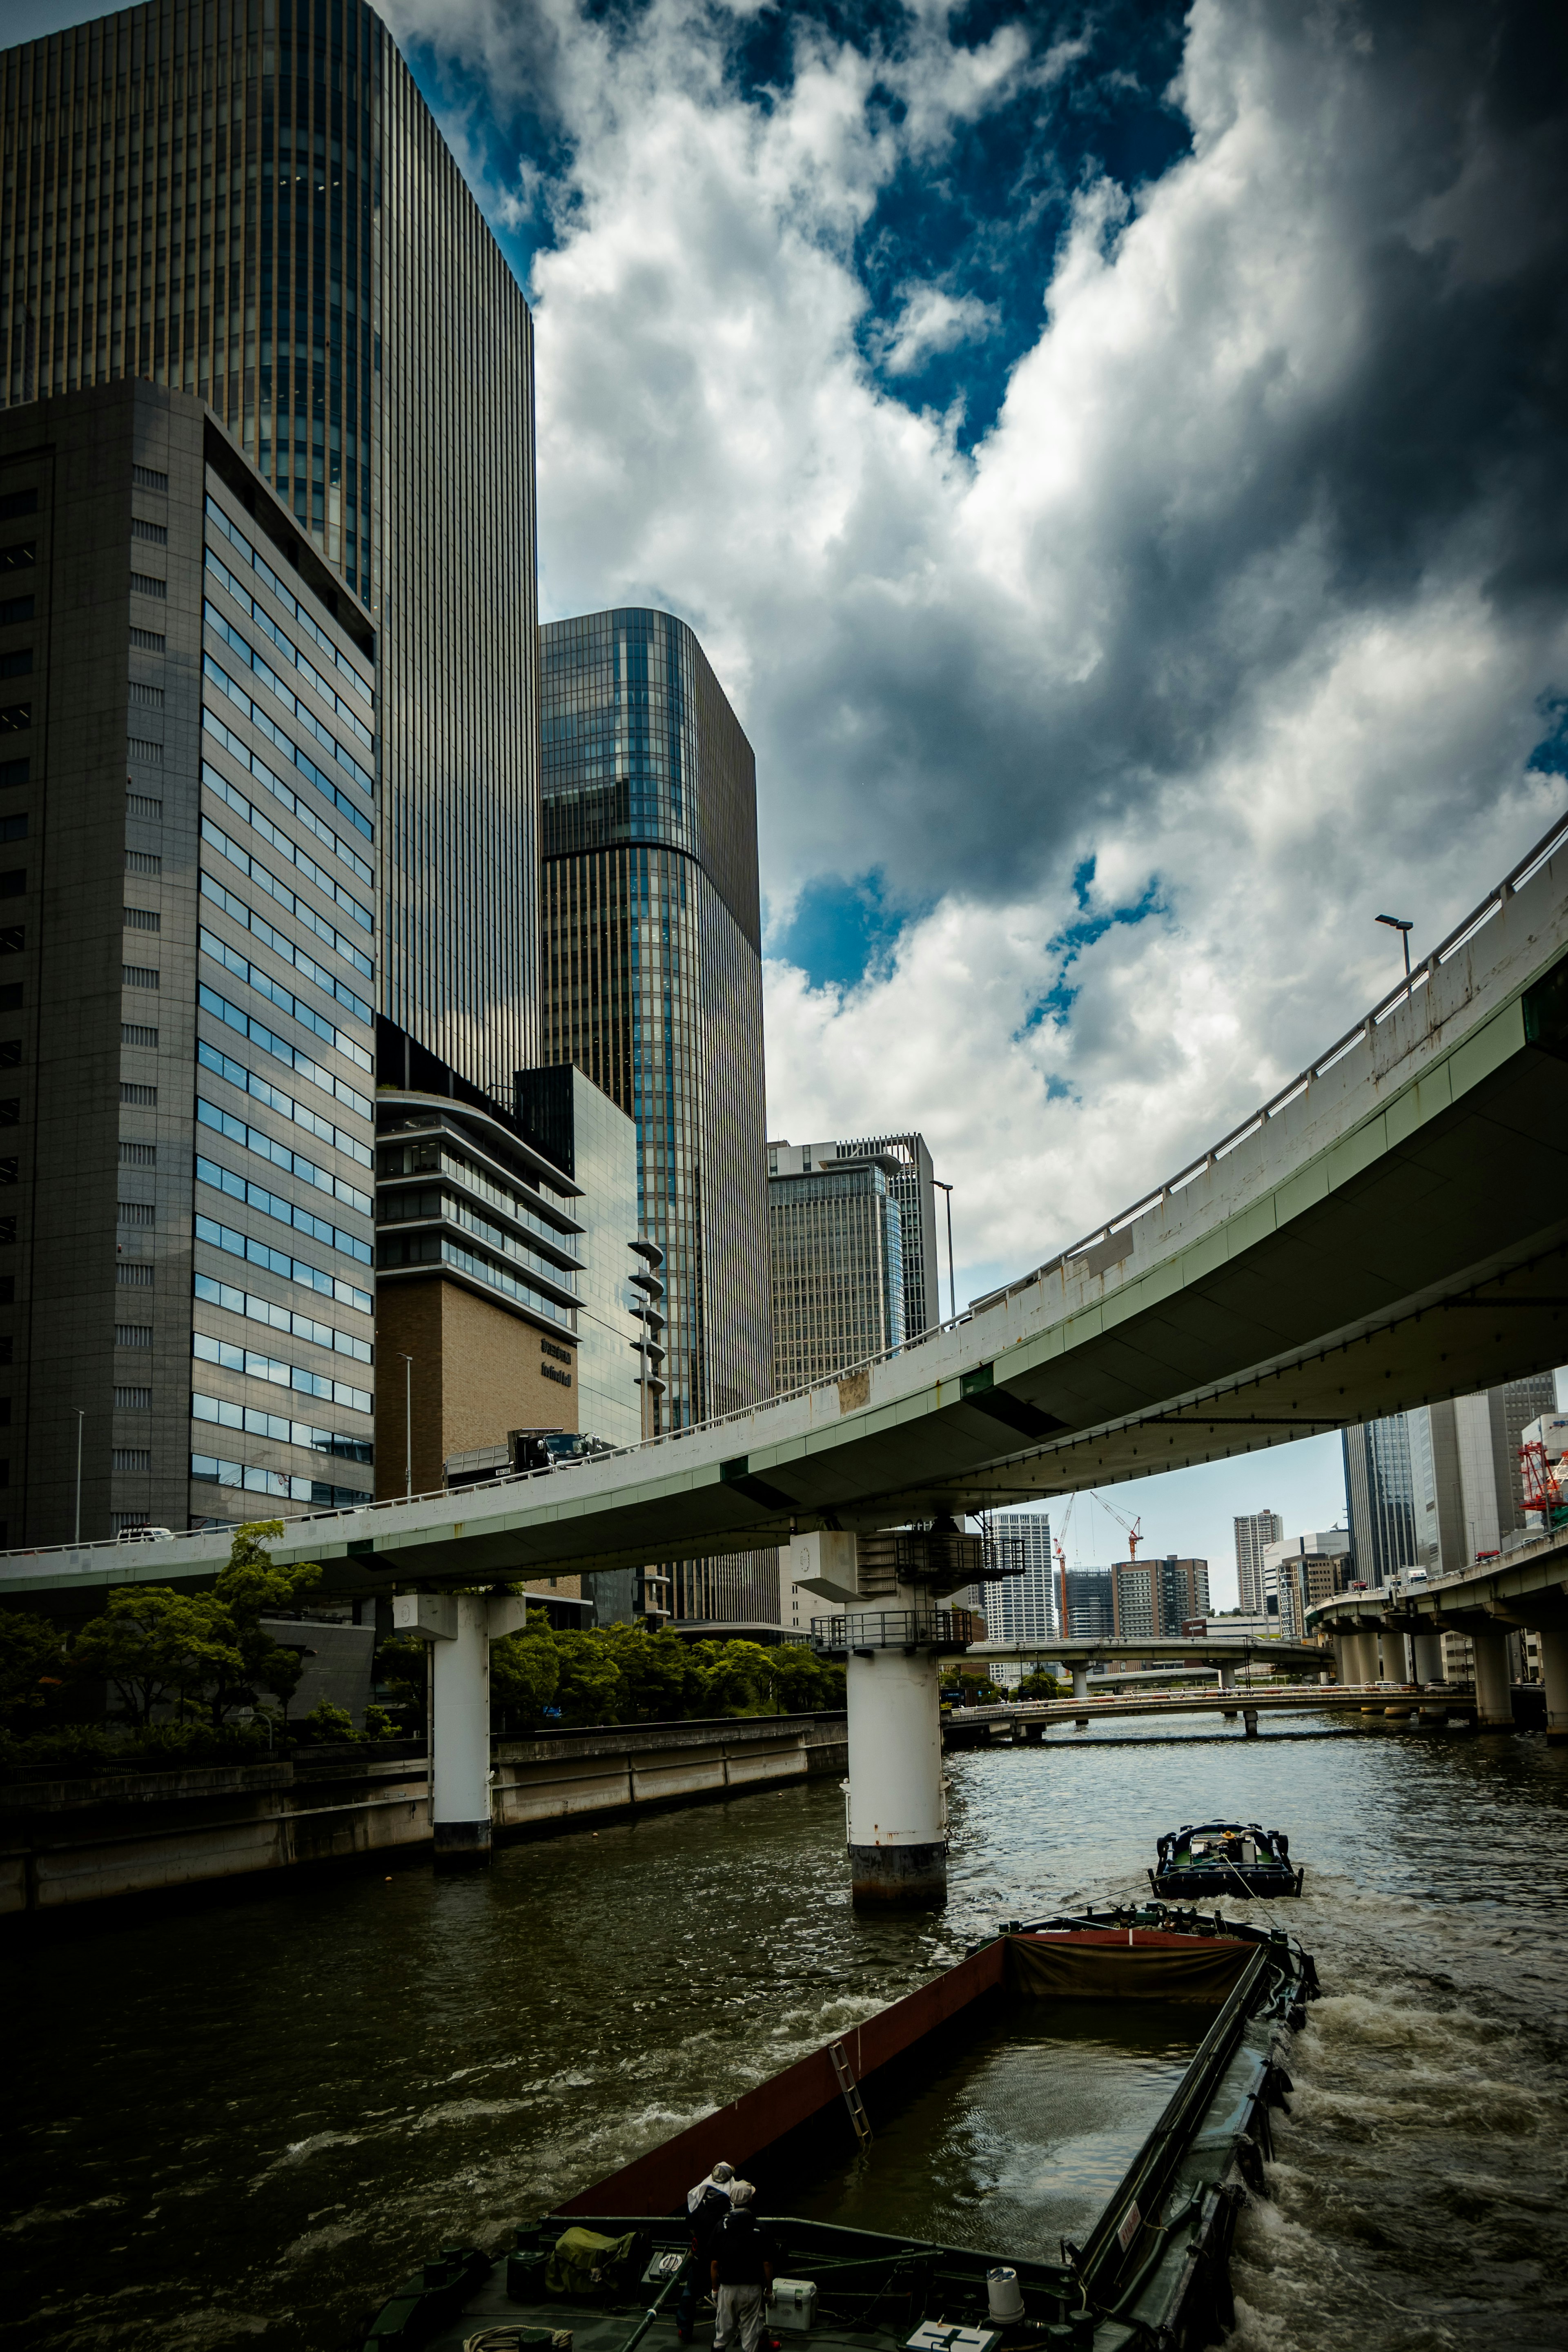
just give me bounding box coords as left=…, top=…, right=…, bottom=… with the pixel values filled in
left=4, top=1712, right=1567, bottom=2352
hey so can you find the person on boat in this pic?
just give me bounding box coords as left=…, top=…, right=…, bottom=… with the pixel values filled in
left=709, top=2180, right=778, bottom=2352
left=676, top=2161, right=735, bottom=2344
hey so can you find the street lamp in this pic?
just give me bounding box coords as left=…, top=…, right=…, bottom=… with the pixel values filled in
left=933, top=1179, right=957, bottom=1323
left=400, top=1354, right=414, bottom=1498
left=73, top=1408, right=85, bottom=1546
left=1375, top=913, right=1413, bottom=978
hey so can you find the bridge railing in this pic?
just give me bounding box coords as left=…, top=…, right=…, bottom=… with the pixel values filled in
left=810, top=1610, right=977, bottom=1655
left=7, top=802, right=1566, bottom=1570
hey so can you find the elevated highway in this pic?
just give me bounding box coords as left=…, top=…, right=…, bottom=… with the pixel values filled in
left=3, top=807, right=1567, bottom=1609
left=1309, top=1523, right=1568, bottom=1740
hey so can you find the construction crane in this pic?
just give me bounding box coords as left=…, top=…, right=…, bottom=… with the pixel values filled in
left=1090, top=1490, right=1144, bottom=1560
left=1052, top=1495, right=1078, bottom=1641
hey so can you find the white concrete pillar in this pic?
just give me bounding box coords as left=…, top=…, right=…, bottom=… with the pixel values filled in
left=1218, top=1661, right=1237, bottom=1690
left=1471, top=1627, right=1512, bottom=1731
left=1539, top=1623, right=1568, bottom=1747
left=1411, top=1632, right=1444, bottom=1688
left=1071, top=1661, right=1090, bottom=1700
left=845, top=1648, right=946, bottom=1909
left=392, top=1591, right=527, bottom=1869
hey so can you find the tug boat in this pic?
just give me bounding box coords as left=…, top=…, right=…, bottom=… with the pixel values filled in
left=1149, top=1822, right=1303, bottom=1900
left=354, top=1904, right=1318, bottom=2352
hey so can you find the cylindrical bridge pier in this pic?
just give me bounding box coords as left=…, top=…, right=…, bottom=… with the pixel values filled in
left=844, top=1647, right=947, bottom=1908
left=392, top=1590, right=528, bottom=1868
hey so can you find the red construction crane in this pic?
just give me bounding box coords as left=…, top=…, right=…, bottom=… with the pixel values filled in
left=1090, top=1490, right=1144, bottom=1561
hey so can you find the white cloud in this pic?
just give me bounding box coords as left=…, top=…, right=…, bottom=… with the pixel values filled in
left=383, top=0, right=1568, bottom=1311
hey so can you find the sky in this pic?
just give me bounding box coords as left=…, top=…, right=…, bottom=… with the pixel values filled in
left=19, top=0, right=1568, bottom=1595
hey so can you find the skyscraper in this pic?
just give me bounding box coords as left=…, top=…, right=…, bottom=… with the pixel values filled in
left=1343, top=1372, right=1557, bottom=1584
left=1111, top=1556, right=1210, bottom=1639
left=2, top=2, right=540, bottom=1094
left=767, top=1141, right=905, bottom=1392
left=836, top=1129, right=942, bottom=1337
left=0, top=380, right=378, bottom=1543
left=976, top=1508, right=1055, bottom=1642
left=1232, top=1509, right=1283, bottom=1614
left=539, top=608, right=770, bottom=1434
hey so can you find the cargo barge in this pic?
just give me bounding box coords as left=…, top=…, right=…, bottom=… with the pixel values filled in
left=357, top=1904, right=1317, bottom=2352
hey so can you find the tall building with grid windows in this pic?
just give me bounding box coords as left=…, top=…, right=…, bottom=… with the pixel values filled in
left=539, top=608, right=770, bottom=1437
left=0, top=380, right=377, bottom=1544
left=1, top=0, right=541, bottom=1096
left=1343, top=1372, right=1557, bottom=1586
left=1232, top=1509, right=1282, bottom=1615
left=1111, top=1555, right=1210, bottom=1639
left=766, top=1142, right=905, bottom=1392
left=975, top=1508, right=1054, bottom=1642
left=835, top=1129, right=941, bottom=1339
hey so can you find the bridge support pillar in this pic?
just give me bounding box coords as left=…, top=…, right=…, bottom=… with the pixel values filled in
left=1217, top=1662, right=1236, bottom=1690
left=1471, top=1628, right=1512, bottom=1731
left=1410, top=1632, right=1444, bottom=1688
left=845, top=1649, right=946, bottom=1909
left=1539, top=1624, right=1568, bottom=1746
left=1071, top=1662, right=1091, bottom=1702
left=392, top=1591, right=526, bottom=1869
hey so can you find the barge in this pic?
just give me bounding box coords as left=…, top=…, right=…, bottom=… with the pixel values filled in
left=356, top=1904, right=1317, bottom=2352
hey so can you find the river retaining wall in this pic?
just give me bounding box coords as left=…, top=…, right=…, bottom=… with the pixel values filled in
left=0, top=1713, right=849, bottom=1916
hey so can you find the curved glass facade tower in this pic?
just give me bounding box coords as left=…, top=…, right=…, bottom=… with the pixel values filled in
left=540, top=609, right=770, bottom=1452
left=0, top=0, right=539, bottom=1094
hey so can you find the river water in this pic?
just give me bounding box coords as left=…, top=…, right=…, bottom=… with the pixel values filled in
left=5, top=1713, right=1568, bottom=2352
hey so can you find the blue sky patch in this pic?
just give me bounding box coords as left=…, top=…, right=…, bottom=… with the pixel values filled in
left=771, top=870, right=927, bottom=989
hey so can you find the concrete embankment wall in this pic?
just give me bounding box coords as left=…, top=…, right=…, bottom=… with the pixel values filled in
left=0, top=1713, right=849, bottom=1917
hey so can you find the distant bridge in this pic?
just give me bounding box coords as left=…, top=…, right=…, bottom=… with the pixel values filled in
left=3, top=807, right=1567, bottom=1606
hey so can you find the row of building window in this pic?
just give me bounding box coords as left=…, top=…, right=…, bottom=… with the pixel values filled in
left=204, top=494, right=372, bottom=706
left=200, top=927, right=373, bottom=1071
left=196, top=1097, right=372, bottom=1216
left=193, top=1328, right=372, bottom=1415
left=201, top=814, right=372, bottom=979
left=202, top=760, right=372, bottom=929
left=196, top=1156, right=372, bottom=1265
left=192, top=1393, right=373, bottom=1462
left=190, top=1453, right=370, bottom=1509
left=202, top=708, right=372, bottom=869
left=377, top=1185, right=578, bottom=1296
left=194, top=1210, right=372, bottom=1315
left=193, top=1270, right=371, bottom=1363
left=205, top=550, right=372, bottom=746
left=200, top=870, right=372, bottom=1020
left=199, top=981, right=372, bottom=1121
left=197, top=1038, right=372, bottom=1170
left=202, top=664, right=373, bottom=841
left=376, top=1229, right=576, bottom=1332
left=203, top=599, right=374, bottom=794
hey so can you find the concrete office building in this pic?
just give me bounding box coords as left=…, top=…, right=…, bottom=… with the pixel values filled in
left=1232, top=1509, right=1283, bottom=1616
left=973, top=1508, right=1055, bottom=1642
left=1343, top=1372, right=1557, bottom=1585
left=1111, top=1555, right=1210, bottom=1641
left=1261, top=1529, right=1349, bottom=1640
left=1, top=0, right=541, bottom=1097
left=767, top=1140, right=905, bottom=1392
left=836, top=1129, right=942, bottom=1338
left=0, top=380, right=377, bottom=1542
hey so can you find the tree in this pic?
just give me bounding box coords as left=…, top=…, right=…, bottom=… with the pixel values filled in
left=0, top=1609, right=66, bottom=1727
left=601, top=1624, right=702, bottom=1721
left=490, top=1612, right=562, bottom=1719
left=205, top=1520, right=324, bottom=1724
left=72, top=1587, right=242, bottom=1728
left=695, top=1639, right=776, bottom=1716
left=553, top=1628, right=626, bottom=1724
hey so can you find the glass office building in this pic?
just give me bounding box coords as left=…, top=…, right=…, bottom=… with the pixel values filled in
left=0, top=0, right=540, bottom=1096
left=540, top=608, right=771, bottom=1435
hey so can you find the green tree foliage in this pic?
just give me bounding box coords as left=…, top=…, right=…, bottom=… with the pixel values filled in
left=484, top=1616, right=844, bottom=1731
left=0, top=1609, right=66, bottom=1727
left=68, top=1521, right=322, bottom=1731
left=72, top=1586, right=243, bottom=1728
left=489, top=1612, right=561, bottom=1718
left=1016, top=1666, right=1068, bottom=1699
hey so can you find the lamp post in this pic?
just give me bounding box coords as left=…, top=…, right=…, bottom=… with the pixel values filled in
left=73, top=1408, right=85, bottom=1546
left=1375, top=912, right=1413, bottom=977
left=933, top=1179, right=957, bottom=1323
left=401, top=1354, right=414, bottom=1498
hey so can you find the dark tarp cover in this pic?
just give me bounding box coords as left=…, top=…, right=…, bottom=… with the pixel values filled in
left=1006, top=1932, right=1252, bottom=2004
left=546, top=2227, right=643, bottom=2296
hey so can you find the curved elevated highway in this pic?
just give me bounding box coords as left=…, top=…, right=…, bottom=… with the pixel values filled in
left=4, top=811, right=1568, bottom=1605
